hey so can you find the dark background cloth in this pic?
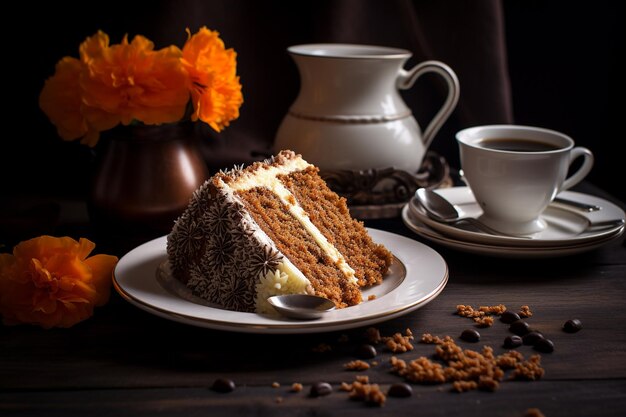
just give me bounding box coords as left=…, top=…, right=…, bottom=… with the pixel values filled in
left=2, top=0, right=624, bottom=205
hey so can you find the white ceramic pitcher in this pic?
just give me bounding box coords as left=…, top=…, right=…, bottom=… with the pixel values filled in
left=274, top=44, right=460, bottom=173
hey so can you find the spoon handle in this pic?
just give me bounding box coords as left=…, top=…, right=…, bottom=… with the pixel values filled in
left=552, top=197, right=601, bottom=212
left=452, top=218, right=532, bottom=239
left=409, top=198, right=532, bottom=239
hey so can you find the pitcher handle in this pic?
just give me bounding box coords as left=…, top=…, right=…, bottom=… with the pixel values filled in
left=397, top=61, right=460, bottom=150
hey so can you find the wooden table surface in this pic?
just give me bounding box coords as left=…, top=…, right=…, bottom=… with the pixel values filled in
left=1, top=184, right=625, bottom=417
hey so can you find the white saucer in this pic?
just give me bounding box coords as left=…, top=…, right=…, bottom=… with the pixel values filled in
left=402, top=205, right=624, bottom=258
left=113, top=228, right=449, bottom=334
left=408, top=187, right=625, bottom=248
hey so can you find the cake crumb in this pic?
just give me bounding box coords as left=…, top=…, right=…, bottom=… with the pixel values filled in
left=457, top=304, right=507, bottom=326
left=421, top=333, right=453, bottom=345
left=511, top=355, right=545, bottom=380
left=477, top=376, right=500, bottom=391
left=383, top=329, right=414, bottom=353
left=456, top=304, right=480, bottom=318
left=479, top=304, right=507, bottom=315
left=290, top=383, right=303, bottom=392
left=344, top=360, right=370, bottom=371
left=311, top=343, right=332, bottom=353
left=452, top=380, right=477, bottom=392
left=275, top=396, right=283, bottom=404
left=390, top=355, right=446, bottom=383
left=519, top=305, right=533, bottom=318
left=524, top=408, right=546, bottom=417
left=271, top=382, right=280, bottom=388
left=391, top=334, right=544, bottom=393
left=496, top=350, right=524, bottom=368
left=340, top=382, right=352, bottom=392
left=368, top=295, right=377, bottom=301
left=341, top=376, right=386, bottom=406
left=371, top=360, right=379, bottom=366
left=473, top=316, right=495, bottom=327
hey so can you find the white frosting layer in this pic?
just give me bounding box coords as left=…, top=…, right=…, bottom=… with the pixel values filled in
left=224, top=156, right=357, bottom=285
left=255, top=262, right=311, bottom=314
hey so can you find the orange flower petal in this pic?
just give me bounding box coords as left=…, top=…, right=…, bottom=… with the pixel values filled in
left=79, top=30, right=110, bottom=63
left=39, top=57, right=89, bottom=141
left=80, top=33, right=189, bottom=127
left=0, top=236, right=117, bottom=328
left=84, top=254, right=118, bottom=306
left=182, top=26, right=243, bottom=132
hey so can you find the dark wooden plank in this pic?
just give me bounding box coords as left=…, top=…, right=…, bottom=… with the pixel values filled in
left=1, top=381, right=625, bottom=417
left=1, top=264, right=625, bottom=390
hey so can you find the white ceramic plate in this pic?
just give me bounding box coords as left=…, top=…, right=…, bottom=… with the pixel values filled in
left=409, top=187, right=625, bottom=247
left=113, top=229, right=448, bottom=334
left=402, top=205, right=624, bottom=258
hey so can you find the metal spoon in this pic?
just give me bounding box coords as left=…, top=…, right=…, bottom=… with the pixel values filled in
left=414, top=188, right=530, bottom=238
left=266, top=294, right=336, bottom=320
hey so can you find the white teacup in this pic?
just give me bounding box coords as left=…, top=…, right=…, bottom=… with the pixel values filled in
left=456, top=125, right=594, bottom=235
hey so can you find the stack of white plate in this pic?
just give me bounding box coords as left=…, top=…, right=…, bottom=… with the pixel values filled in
left=402, top=187, right=625, bottom=258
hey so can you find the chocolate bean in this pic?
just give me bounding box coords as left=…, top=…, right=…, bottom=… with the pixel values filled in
left=388, top=382, right=413, bottom=398
left=533, top=338, right=555, bottom=353
left=211, top=378, right=236, bottom=393
left=310, top=382, right=333, bottom=397
left=563, top=319, right=583, bottom=333
left=509, top=320, right=530, bottom=336
left=522, top=331, right=545, bottom=346
left=460, top=329, right=480, bottom=343
left=500, top=311, right=521, bottom=324
left=355, top=344, right=377, bottom=359
left=503, top=335, right=523, bottom=349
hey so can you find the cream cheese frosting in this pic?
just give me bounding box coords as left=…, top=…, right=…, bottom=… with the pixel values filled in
left=166, top=151, right=362, bottom=313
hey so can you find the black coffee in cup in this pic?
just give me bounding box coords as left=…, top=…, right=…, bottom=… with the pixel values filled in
left=478, top=138, right=561, bottom=152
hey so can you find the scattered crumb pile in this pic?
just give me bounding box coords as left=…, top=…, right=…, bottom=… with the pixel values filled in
left=344, top=360, right=370, bottom=371
left=221, top=303, right=559, bottom=409
left=456, top=304, right=533, bottom=327
left=389, top=332, right=544, bottom=393
left=362, top=327, right=415, bottom=353
left=340, top=375, right=386, bottom=406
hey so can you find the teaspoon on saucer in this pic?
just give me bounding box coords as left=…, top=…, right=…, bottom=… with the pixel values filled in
left=414, top=188, right=531, bottom=239
left=267, top=294, right=336, bottom=320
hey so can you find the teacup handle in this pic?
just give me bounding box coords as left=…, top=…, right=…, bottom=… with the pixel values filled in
left=561, top=147, right=594, bottom=191
left=397, top=61, right=460, bottom=150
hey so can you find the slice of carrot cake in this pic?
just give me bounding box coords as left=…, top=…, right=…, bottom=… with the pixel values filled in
left=167, top=150, right=392, bottom=313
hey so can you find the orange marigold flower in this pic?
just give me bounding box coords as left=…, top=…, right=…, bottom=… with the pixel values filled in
left=182, top=26, right=243, bottom=132
left=79, top=31, right=190, bottom=128
left=38, top=57, right=101, bottom=147
left=0, top=236, right=118, bottom=329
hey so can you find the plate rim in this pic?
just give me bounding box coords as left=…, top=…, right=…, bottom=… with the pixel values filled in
left=113, top=228, right=449, bottom=334
left=402, top=204, right=624, bottom=258
left=410, top=187, right=625, bottom=247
